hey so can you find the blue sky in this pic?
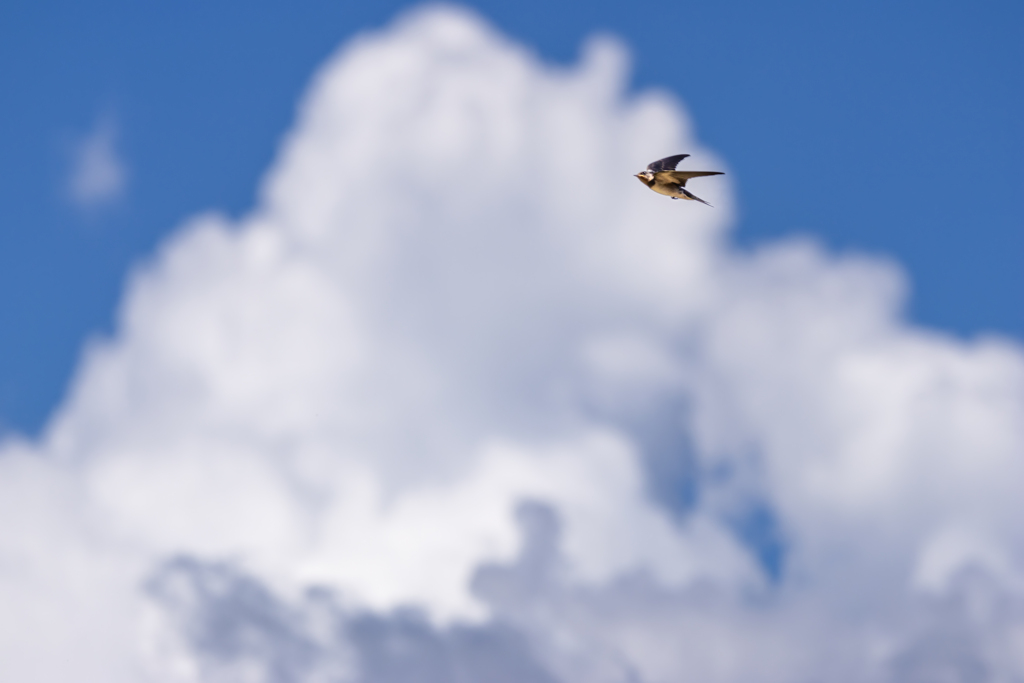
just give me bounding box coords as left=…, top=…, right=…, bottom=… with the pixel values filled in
left=0, top=0, right=1021, bottom=436
left=1, top=5, right=1023, bottom=680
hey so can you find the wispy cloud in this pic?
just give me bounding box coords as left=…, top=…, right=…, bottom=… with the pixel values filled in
left=66, top=115, right=127, bottom=209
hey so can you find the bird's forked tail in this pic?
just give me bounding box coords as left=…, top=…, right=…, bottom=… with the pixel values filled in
left=681, top=187, right=713, bottom=207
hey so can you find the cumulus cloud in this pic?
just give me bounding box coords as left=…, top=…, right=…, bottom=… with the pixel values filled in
left=67, top=115, right=127, bottom=208
left=2, top=5, right=1023, bottom=682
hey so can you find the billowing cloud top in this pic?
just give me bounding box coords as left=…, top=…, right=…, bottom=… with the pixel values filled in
left=3, top=6, right=1023, bottom=683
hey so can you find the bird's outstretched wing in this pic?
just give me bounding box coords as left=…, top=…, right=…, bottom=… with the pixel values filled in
left=656, top=170, right=724, bottom=186
left=646, top=154, right=689, bottom=173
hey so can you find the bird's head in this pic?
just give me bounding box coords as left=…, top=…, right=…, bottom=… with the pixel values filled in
left=634, top=171, right=654, bottom=184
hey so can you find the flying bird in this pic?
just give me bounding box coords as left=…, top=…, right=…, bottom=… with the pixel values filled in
left=635, top=154, right=723, bottom=206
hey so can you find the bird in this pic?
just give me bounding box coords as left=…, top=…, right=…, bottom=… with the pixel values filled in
left=634, top=154, right=723, bottom=206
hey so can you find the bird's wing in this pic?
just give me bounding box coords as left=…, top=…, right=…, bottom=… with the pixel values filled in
left=646, top=154, right=689, bottom=173
left=656, top=170, right=724, bottom=186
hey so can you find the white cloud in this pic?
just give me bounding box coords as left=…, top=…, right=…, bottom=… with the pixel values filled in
left=2, top=5, right=1024, bottom=682
left=67, top=115, right=127, bottom=208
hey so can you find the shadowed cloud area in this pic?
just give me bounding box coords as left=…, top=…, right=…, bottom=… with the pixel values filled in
left=148, top=527, right=561, bottom=683
left=1, top=6, right=1023, bottom=682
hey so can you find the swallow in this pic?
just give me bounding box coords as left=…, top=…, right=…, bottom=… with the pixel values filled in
left=634, top=154, right=723, bottom=206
